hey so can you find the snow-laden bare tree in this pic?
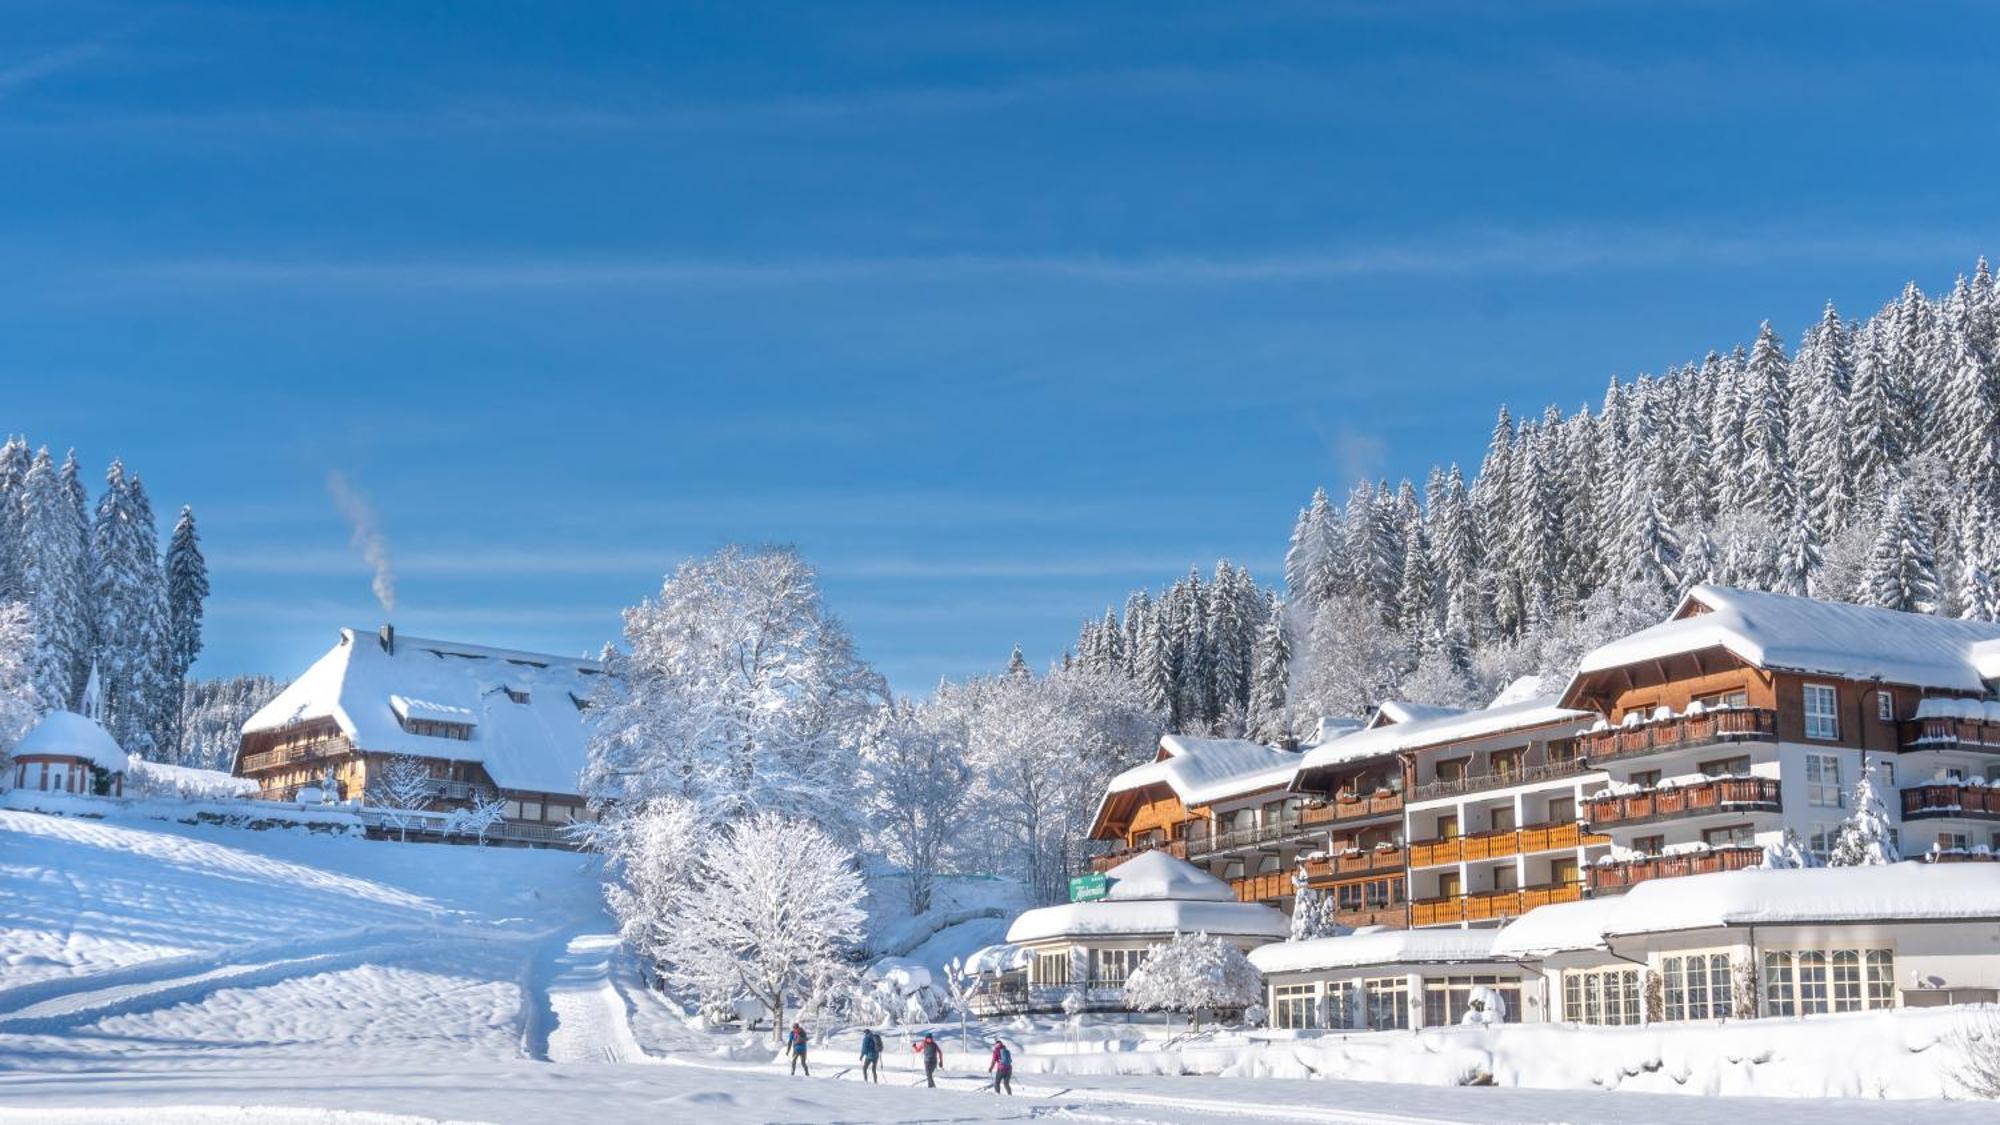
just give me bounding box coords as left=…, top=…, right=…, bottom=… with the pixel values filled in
left=365, top=753, right=436, bottom=842
left=660, top=812, right=866, bottom=1041
left=1120, top=931, right=1263, bottom=1029
left=940, top=664, right=1161, bottom=903
left=597, top=795, right=707, bottom=976
left=582, top=545, right=887, bottom=840
left=855, top=699, right=968, bottom=916
left=1830, top=763, right=1897, bottom=866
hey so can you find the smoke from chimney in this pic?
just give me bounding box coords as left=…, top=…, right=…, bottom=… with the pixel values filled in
left=326, top=471, right=397, bottom=613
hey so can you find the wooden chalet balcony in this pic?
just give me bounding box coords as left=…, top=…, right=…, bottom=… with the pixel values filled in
left=1300, top=791, right=1404, bottom=825
left=1231, top=871, right=1290, bottom=903
left=1409, top=881, right=1582, bottom=927
left=1902, top=783, right=2000, bottom=822
left=1588, top=844, right=1764, bottom=892
left=1926, top=850, right=2000, bottom=863
left=1901, top=715, right=2000, bottom=753
left=1584, top=776, right=1781, bottom=829
left=1187, top=817, right=1324, bottom=858
left=1410, top=758, right=1590, bottom=803
left=1300, top=844, right=1406, bottom=882
left=1089, top=837, right=1189, bottom=872
left=1407, top=821, right=1604, bottom=867
left=1576, top=708, right=1778, bottom=767
left=1328, top=905, right=1408, bottom=929
left=236, top=735, right=360, bottom=774
left=422, top=778, right=495, bottom=803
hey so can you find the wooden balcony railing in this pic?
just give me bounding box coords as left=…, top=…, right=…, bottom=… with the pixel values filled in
left=1584, top=776, right=1781, bottom=829
left=1588, top=844, right=1764, bottom=892
left=1410, top=758, right=1590, bottom=803
left=237, top=735, right=360, bottom=774
left=1926, top=849, right=2000, bottom=863
left=1409, top=881, right=1582, bottom=927
left=1300, top=792, right=1405, bottom=825
left=1300, top=844, right=1406, bottom=882
left=1902, top=783, right=2000, bottom=822
left=1231, top=871, right=1290, bottom=903
left=1576, top=708, right=1778, bottom=767
left=1328, top=905, right=1408, bottom=929
left=1900, top=718, right=2000, bottom=753
left=1188, top=818, right=1322, bottom=857
left=1408, top=821, right=1602, bottom=867
left=1089, top=837, right=1189, bottom=872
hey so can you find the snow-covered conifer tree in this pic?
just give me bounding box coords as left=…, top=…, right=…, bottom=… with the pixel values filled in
left=661, top=812, right=866, bottom=1040
left=1246, top=613, right=1290, bottom=743
left=0, top=438, right=29, bottom=602
left=0, top=601, right=42, bottom=772
left=1761, top=826, right=1817, bottom=869
left=19, top=450, right=86, bottom=710
left=1859, top=486, right=1941, bottom=613
left=1829, top=763, right=1897, bottom=867
left=1120, top=931, right=1263, bottom=1028
left=1287, top=868, right=1341, bottom=941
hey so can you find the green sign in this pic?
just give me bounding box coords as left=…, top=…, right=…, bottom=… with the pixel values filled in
left=1069, top=872, right=1109, bottom=902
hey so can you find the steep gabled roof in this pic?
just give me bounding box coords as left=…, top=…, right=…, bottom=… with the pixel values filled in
left=1565, top=584, right=2000, bottom=699
left=241, top=628, right=604, bottom=796
left=1089, top=734, right=1303, bottom=837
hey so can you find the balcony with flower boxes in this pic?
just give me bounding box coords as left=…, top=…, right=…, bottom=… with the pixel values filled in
left=1408, top=881, right=1583, bottom=927
left=1587, top=843, right=1764, bottom=892
left=1300, top=789, right=1405, bottom=826
left=1408, top=757, right=1592, bottom=803
left=1299, top=843, right=1407, bottom=883
left=1576, top=707, right=1778, bottom=768
left=1902, top=783, right=2000, bottom=823
left=1406, top=821, right=1604, bottom=868
left=1583, top=776, right=1782, bottom=830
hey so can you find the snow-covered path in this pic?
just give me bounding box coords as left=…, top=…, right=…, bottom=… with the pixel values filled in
left=526, top=932, right=646, bottom=1064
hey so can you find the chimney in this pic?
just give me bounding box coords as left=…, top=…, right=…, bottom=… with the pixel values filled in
left=379, top=623, right=395, bottom=654
left=1279, top=736, right=1300, bottom=753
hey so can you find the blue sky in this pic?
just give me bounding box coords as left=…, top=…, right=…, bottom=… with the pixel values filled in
left=5, top=1, right=2000, bottom=694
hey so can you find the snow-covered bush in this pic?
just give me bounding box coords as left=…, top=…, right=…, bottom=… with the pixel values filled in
left=1956, top=1010, right=2000, bottom=1099
left=1460, top=986, right=1507, bottom=1025
left=1121, top=931, right=1263, bottom=1029
left=124, top=758, right=258, bottom=801
left=658, top=811, right=866, bottom=1043
left=443, top=794, right=507, bottom=845
left=1762, top=826, right=1817, bottom=869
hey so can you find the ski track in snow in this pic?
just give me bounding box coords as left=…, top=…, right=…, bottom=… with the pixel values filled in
left=528, top=931, right=647, bottom=1064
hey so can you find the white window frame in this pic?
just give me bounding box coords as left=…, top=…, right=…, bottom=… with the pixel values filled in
left=1662, top=952, right=1733, bottom=1021
left=1766, top=947, right=1895, bottom=1016
left=1806, top=752, right=1844, bottom=809
left=1803, top=684, right=1840, bottom=741
left=1876, top=691, right=1894, bottom=722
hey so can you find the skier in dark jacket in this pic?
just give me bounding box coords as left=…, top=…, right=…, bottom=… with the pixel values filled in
left=858, top=1028, right=882, bottom=1083
left=786, top=1023, right=810, bottom=1075
left=912, top=1032, right=944, bottom=1087
left=988, top=1039, right=1013, bottom=1094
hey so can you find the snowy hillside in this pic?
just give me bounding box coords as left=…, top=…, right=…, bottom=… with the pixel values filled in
left=4, top=807, right=1998, bottom=1123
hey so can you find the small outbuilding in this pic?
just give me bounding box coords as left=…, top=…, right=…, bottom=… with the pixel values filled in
left=1003, top=850, right=1288, bottom=1011
left=10, top=709, right=129, bottom=797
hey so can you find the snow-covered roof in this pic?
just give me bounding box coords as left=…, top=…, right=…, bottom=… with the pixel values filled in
left=1489, top=895, right=1628, bottom=958
left=14, top=710, right=127, bottom=772
left=1006, top=899, right=1290, bottom=944
left=242, top=628, right=604, bottom=795
left=1101, top=850, right=1237, bottom=903
left=1487, top=674, right=1549, bottom=708
left=1308, top=716, right=1366, bottom=746
left=1005, top=850, right=1288, bottom=944
left=1570, top=585, right=2000, bottom=694
left=1097, top=735, right=1300, bottom=811
left=963, top=943, right=1031, bottom=975
left=1249, top=928, right=1502, bottom=976
left=1370, top=700, right=1466, bottom=728
left=1914, top=696, right=2000, bottom=722
left=1295, top=694, right=1586, bottom=774
left=1493, top=865, right=2000, bottom=958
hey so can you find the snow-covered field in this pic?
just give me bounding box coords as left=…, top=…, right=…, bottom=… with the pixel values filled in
left=4, top=804, right=1999, bottom=1124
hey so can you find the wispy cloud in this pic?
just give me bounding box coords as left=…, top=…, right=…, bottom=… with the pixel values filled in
left=0, top=41, right=109, bottom=98
left=106, top=225, right=1996, bottom=294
